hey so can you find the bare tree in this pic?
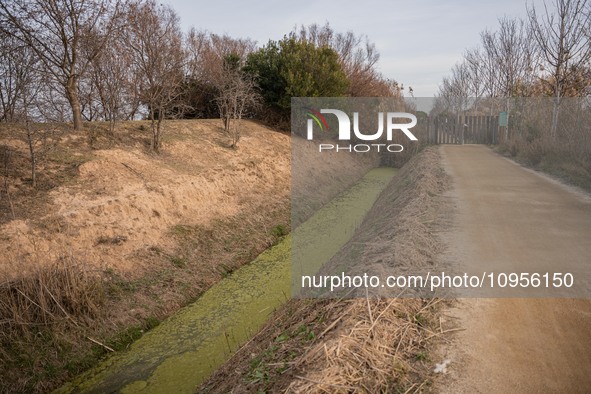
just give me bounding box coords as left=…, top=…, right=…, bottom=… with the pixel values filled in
left=463, top=47, right=487, bottom=100
left=437, top=62, right=472, bottom=114
left=0, top=0, right=123, bottom=130
left=479, top=30, right=503, bottom=97
left=83, top=31, right=141, bottom=131
left=295, top=23, right=391, bottom=96
left=184, top=30, right=258, bottom=120
left=186, top=31, right=257, bottom=88
left=124, top=0, right=186, bottom=152
left=528, top=0, right=591, bottom=138
left=495, top=17, right=539, bottom=97
left=185, top=28, right=209, bottom=81
left=475, top=19, right=539, bottom=100
left=0, top=33, right=25, bottom=122
left=214, top=55, right=260, bottom=148
left=1, top=37, right=56, bottom=187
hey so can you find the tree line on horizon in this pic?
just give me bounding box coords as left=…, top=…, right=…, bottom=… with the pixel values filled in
left=0, top=0, right=404, bottom=150
left=436, top=0, right=591, bottom=130
left=435, top=0, right=591, bottom=187
left=438, top=0, right=590, bottom=102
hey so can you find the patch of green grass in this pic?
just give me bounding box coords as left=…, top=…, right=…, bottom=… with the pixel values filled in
left=415, top=351, right=428, bottom=361
left=247, top=345, right=281, bottom=385
left=274, top=332, right=290, bottom=343
left=170, top=256, right=187, bottom=268
left=294, top=324, right=316, bottom=341
left=106, top=316, right=160, bottom=352
left=248, top=357, right=271, bottom=384
left=270, top=224, right=288, bottom=238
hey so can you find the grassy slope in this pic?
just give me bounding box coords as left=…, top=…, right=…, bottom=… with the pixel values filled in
left=0, top=119, right=292, bottom=393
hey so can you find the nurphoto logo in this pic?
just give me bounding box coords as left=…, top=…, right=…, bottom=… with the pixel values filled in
left=305, top=107, right=418, bottom=153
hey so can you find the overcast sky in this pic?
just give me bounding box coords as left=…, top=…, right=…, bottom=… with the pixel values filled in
left=167, top=0, right=545, bottom=97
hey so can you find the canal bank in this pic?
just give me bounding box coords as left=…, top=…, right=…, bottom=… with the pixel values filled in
left=56, top=168, right=396, bottom=393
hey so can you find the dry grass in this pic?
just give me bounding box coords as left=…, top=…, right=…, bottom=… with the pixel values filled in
left=312, top=147, right=452, bottom=299
left=0, top=257, right=103, bottom=332
left=0, top=256, right=107, bottom=393
left=496, top=99, right=591, bottom=193
left=290, top=148, right=452, bottom=392
left=0, top=119, right=292, bottom=392
left=198, top=297, right=448, bottom=394
left=499, top=136, right=591, bottom=193
left=287, top=297, right=445, bottom=393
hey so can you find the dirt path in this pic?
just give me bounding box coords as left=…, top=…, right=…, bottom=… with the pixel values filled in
left=438, top=145, right=591, bottom=393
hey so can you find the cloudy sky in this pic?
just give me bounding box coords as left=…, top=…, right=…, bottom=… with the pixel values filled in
left=168, top=0, right=545, bottom=97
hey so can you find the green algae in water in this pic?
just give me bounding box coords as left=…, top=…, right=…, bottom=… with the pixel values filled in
left=55, top=167, right=395, bottom=394
left=292, top=167, right=398, bottom=289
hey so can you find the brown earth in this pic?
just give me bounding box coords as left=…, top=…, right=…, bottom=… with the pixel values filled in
left=0, top=120, right=291, bottom=278
left=0, top=119, right=382, bottom=393
left=0, top=119, right=295, bottom=392
left=438, top=145, right=591, bottom=393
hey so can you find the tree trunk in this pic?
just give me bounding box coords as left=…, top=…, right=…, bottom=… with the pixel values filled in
left=149, top=107, right=156, bottom=151
left=155, top=111, right=163, bottom=153
left=27, top=128, right=36, bottom=188
left=551, top=94, right=560, bottom=141
left=65, top=75, right=83, bottom=130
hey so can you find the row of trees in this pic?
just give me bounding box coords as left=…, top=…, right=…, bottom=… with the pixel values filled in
left=436, top=0, right=591, bottom=139
left=1, top=0, right=404, bottom=189
left=1, top=0, right=402, bottom=151
left=436, top=0, right=591, bottom=187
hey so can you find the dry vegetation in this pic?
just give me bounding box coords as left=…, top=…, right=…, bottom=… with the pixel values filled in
left=436, top=0, right=591, bottom=192
left=200, top=297, right=449, bottom=394
left=0, top=119, right=292, bottom=392
left=495, top=99, right=591, bottom=192
left=321, top=148, right=452, bottom=299
left=200, top=147, right=454, bottom=393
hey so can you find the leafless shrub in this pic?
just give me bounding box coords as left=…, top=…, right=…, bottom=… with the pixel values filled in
left=123, top=0, right=187, bottom=152
left=214, top=59, right=261, bottom=148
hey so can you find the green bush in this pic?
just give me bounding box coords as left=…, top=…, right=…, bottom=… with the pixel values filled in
left=245, top=35, right=349, bottom=119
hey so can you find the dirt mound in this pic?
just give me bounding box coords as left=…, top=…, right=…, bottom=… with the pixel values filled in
left=314, top=146, right=451, bottom=298
left=0, top=120, right=289, bottom=278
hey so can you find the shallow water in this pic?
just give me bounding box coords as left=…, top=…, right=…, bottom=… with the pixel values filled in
left=56, top=167, right=396, bottom=394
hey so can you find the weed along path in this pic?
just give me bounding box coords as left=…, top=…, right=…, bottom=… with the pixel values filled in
left=56, top=168, right=396, bottom=393
left=439, top=145, right=591, bottom=393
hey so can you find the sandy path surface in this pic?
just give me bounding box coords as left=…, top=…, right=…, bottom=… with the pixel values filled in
left=438, top=145, right=591, bottom=393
